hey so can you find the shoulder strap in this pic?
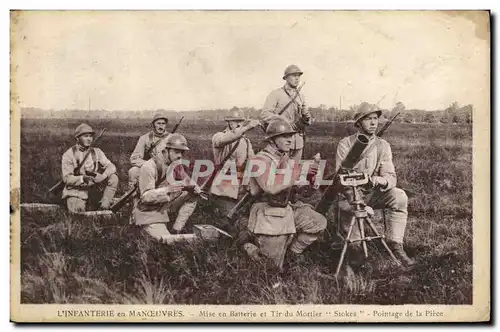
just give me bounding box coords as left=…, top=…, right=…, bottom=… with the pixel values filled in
left=152, top=156, right=166, bottom=187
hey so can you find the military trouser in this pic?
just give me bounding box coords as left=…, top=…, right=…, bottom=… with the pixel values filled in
left=133, top=191, right=198, bottom=241
left=66, top=174, right=119, bottom=213
left=251, top=202, right=327, bottom=269
left=338, top=187, right=408, bottom=244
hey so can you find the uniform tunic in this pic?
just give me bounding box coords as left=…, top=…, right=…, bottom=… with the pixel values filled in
left=246, top=144, right=327, bottom=267
left=261, top=84, right=311, bottom=151
left=130, top=131, right=170, bottom=168
left=131, top=154, right=197, bottom=227
left=61, top=145, right=116, bottom=200
left=335, top=134, right=408, bottom=243
left=210, top=128, right=254, bottom=200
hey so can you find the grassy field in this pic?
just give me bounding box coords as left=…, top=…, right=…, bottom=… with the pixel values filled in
left=19, top=118, right=472, bottom=304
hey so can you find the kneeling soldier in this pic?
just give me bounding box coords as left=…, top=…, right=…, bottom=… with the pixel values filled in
left=245, top=118, right=327, bottom=269
left=336, top=102, right=415, bottom=267
left=61, top=123, right=118, bottom=212
left=210, top=110, right=260, bottom=218
left=128, top=112, right=170, bottom=191
left=131, top=133, right=201, bottom=241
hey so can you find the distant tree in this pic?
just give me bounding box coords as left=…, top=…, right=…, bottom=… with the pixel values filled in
left=423, top=112, right=435, bottom=123
left=448, top=101, right=460, bottom=112
left=348, top=104, right=359, bottom=113
left=403, top=112, right=414, bottom=123
left=392, top=101, right=406, bottom=113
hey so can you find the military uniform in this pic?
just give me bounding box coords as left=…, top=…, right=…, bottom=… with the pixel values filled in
left=130, top=134, right=198, bottom=241
left=245, top=119, right=326, bottom=269
left=61, top=124, right=118, bottom=212
left=336, top=102, right=414, bottom=266
left=209, top=113, right=256, bottom=218
left=261, top=65, right=312, bottom=160
left=128, top=113, right=170, bottom=190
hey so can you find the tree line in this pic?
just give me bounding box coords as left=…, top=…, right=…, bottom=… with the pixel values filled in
left=21, top=101, right=472, bottom=124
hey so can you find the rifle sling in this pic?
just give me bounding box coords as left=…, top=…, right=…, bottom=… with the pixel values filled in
left=72, top=145, right=98, bottom=174
left=279, top=87, right=302, bottom=116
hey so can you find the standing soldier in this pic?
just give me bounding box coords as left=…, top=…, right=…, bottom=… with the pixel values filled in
left=244, top=118, right=326, bottom=269
left=336, top=102, right=415, bottom=267
left=128, top=113, right=170, bottom=191
left=209, top=110, right=260, bottom=218
left=131, top=133, right=202, bottom=241
left=61, top=123, right=118, bottom=212
left=261, top=64, right=312, bottom=160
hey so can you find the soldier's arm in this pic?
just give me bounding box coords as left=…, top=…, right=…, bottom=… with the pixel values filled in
left=212, top=130, right=242, bottom=148
left=130, top=135, right=147, bottom=167
left=335, top=138, right=351, bottom=172
left=139, top=163, right=172, bottom=204
left=261, top=90, right=283, bottom=123
left=96, top=149, right=117, bottom=176
left=376, top=142, right=397, bottom=192
left=61, top=151, right=85, bottom=186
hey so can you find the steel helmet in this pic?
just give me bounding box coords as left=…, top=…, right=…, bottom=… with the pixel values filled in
left=162, top=133, right=190, bottom=151
left=353, top=102, right=382, bottom=125
left=283, top=64, right=303, bottom=80
left=224, top=110, right=246, bottom=122
left=152, top=112, right=169, bottom=125
left=265, top=118, right=296, bottom=141
left=74, top=123, right=95, bottom=138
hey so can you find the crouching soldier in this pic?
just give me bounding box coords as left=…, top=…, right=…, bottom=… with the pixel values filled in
left=336, top=102, right=415, bottom=267
left=131, top=133, right=202, bottom=242
left=128, top=113, right=170, bottom=190
left=209, top=110, right=260, bottom=218
left=244, top=118, right=327, bottom=269
left=61, top=123, right=118, bottom=212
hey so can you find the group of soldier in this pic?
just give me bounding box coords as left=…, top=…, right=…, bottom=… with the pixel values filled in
left=60, top=64, right=415, bottom=272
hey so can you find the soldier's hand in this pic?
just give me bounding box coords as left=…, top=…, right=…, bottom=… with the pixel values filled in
left=371, top=176, right=388, bottom=188
left=193, top=184, right=202, bottom=195
left=93, top=173, right=107, bottom=184
left=245, top=119, right=261, bottom=130
left=365, top=206, right=375, bottom=217
left=82, top=175, right=94, bottom=184
left=166, top=184, right=184, bottom=193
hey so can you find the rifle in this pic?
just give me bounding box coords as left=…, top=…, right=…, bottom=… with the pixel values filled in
left=110, top=117, right=184, bottom=213
left=315, top=112, right=400, bottom=214
left=48, top=128, right=107, bottom=196
left=260, top=82, right=306, bottom=132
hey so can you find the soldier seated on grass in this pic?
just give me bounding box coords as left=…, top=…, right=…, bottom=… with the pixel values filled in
left=130, top=133, right=202, bottom=242
left=336, top=102, right=415, bottom=268
left=128, top=112, right=170, bottom=191
left=61, top=123, right=118, bottom=212
left=241, top=118, right=327, bottom=270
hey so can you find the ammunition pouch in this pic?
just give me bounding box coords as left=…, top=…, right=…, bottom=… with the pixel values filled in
left=262, top=188, right=297, bottom=207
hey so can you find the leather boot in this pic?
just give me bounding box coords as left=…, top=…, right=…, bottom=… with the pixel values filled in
left=388, top=241, right=415, bottom=267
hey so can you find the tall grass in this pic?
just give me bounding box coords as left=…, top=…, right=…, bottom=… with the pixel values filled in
left=20, top=120, right=472, bottom=304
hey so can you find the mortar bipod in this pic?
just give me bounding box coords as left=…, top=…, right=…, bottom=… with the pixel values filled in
left=334, top=171, right=401, bottom=278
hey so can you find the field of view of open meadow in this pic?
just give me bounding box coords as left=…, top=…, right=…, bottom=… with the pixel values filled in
left=19, top=117, right=472, bottom=304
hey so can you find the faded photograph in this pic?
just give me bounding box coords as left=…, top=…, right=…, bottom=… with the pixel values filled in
left=11, top=10, right=488, bottom=315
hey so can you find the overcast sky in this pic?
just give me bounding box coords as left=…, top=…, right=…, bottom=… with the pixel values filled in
left=12, top=11, right=489, bottom=111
